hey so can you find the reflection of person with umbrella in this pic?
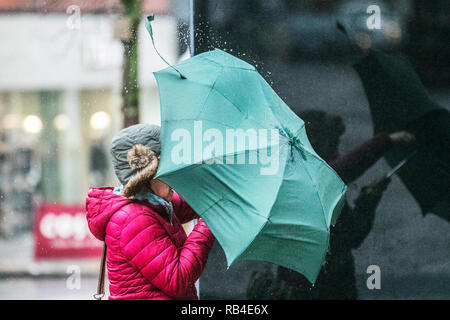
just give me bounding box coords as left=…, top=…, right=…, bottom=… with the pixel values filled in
left=276, top=110, right=416, bottom=299
left=339, top=20, right=450, bottom=222
left=354, top=49, right=450, bottom=222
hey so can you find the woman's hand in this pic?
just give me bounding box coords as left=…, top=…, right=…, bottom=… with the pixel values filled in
left=150, top=179, right=174, bottom=202
left=356, top=177, right=392, bottom=211
left=364, top=176, right=391, bottom=196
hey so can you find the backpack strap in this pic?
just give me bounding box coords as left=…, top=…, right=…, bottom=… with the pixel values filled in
left=93, top=243, right=107, bottom=300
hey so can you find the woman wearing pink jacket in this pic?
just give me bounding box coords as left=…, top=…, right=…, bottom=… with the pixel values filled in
left=86, top=124, right=215, bottom=300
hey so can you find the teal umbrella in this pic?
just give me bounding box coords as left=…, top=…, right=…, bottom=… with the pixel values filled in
left=147, top=19, right=346, bottom=283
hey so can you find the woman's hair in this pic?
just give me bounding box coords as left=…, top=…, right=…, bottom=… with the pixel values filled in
left=110, top=123, right=161, bottom=193
left=122, top=144, right=159, bottom=198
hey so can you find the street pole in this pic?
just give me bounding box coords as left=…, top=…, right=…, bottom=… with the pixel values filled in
left=120, top=0, right=141, bottom=128
left=189, top=0, right=195, bottom=57
left=188, top=0, right=201, bottom=298
left=193, top=0, right=209, bottom=55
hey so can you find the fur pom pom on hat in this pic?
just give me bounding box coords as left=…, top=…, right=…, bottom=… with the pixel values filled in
left=110, top=124, right=161, bottom=197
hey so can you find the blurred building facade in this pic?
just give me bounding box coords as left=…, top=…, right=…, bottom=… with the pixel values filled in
left=0, top=1, right=176, bottom=237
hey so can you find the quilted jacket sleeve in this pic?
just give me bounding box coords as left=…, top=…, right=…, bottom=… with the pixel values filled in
left=172, top=192, right=198, bottom=224
left=120, top=212, right=215, bottom=299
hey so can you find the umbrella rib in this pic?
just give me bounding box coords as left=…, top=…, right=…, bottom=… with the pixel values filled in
left=291, top=127, right=346, bottom=185
left=278, top=150, right=335, bottom=277
left=196, top=67, right=226, bottom=119
left=200, top=193, right=266, bottom=220
left=262, top=228, right=328, bottom=244
left=233, top=216, right=271, bottom=264
left=292, top=147, right=330, bottom=230
left=211, top=84, right=271, bottom=130
left=202, top=54, right=255, bottom=71
left=231, top=146, right=292, bottom=262
left=255, top=75, right=291, bottom=133
left=209, top=85, right=249, bottom=118
left=199, top=65, right=278, bottom=130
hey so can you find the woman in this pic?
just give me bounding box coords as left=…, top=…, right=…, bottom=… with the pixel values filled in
left=86, top=124, right=215, bottom=300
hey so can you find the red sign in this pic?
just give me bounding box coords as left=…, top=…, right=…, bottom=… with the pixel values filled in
left=34, top=203, right=102, bottom=260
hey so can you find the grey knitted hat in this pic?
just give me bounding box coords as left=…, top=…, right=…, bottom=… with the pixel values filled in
left=110, top=124, right=161, bottom=196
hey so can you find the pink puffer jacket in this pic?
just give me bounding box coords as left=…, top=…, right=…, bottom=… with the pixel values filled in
left=86, top=187, right=215, bottom=300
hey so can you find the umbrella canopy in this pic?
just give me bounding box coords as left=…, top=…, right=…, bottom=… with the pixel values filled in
left=354, top=50, right=450, bottom=221
left=153, top=49, right=347, bottom=283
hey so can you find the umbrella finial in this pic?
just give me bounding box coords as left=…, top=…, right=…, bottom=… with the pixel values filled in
left=280, top=127, right=306, bottom=160
left=145, top=15, right=187, bottom=80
